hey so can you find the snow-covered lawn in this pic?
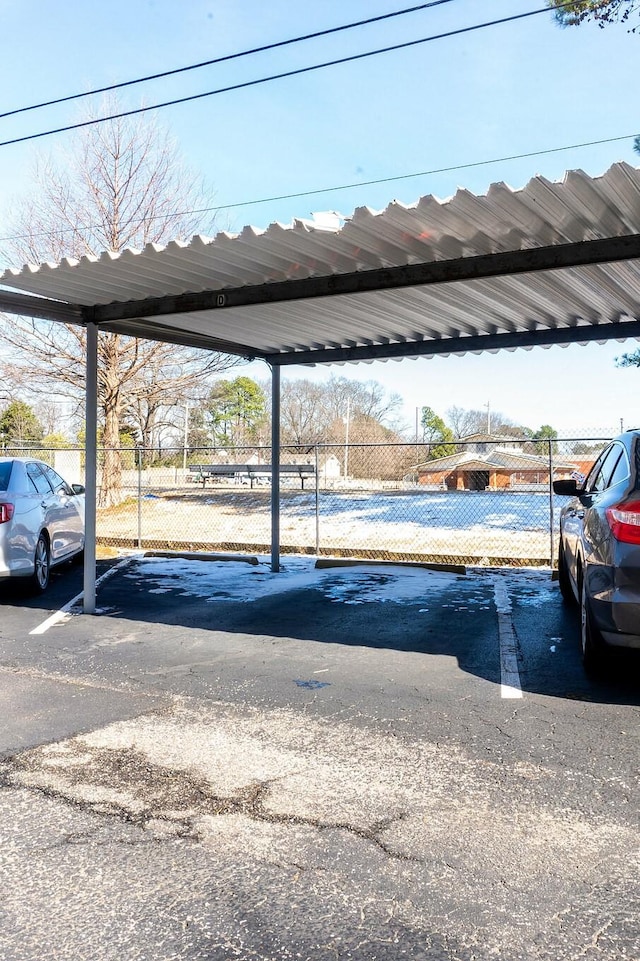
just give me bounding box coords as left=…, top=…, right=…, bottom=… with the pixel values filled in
left=98, top=488, right=560, bottom=564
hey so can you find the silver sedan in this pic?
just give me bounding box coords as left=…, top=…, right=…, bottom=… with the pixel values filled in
left=0, top=457, right=85, bottom=593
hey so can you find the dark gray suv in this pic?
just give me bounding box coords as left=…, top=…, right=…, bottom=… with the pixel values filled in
left=553, top=430, right=640, bottom=673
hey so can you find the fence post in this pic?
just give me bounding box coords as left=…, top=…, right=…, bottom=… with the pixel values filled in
left=314, top=445, right=320, bottom=556
left=548, top=438, right=555, bottom=567
left=137, top=446, right=142, bottom=550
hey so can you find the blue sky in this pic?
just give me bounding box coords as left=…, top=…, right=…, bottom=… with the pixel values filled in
left=0, top=0, right=638, bottom=436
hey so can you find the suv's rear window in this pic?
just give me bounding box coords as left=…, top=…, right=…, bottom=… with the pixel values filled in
left=0, top=462, right=13, bottom=491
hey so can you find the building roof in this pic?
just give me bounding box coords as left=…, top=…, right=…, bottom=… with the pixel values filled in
left=1, top=163, right=640, bottom=366
left=455, top=432, right=529, bottom=443
left=416, top=448, right=577, bottom=473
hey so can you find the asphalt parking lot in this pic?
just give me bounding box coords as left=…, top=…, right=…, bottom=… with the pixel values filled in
left=0, top=554, right=638, bottom=961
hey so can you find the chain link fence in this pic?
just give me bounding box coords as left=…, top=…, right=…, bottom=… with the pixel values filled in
left=2, top=436, right=612, bottom=567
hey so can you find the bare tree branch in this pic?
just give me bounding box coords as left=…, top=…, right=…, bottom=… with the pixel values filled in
left=0, top=96, right=238, bottom=505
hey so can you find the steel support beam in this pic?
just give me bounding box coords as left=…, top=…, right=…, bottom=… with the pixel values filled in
left=92, top=318, right=257, bottom=358
left=83, top=322, right=98, bottom=614
left=84, top=234, right=640, bottom=324
left=265, top=318, right=640, bottom=367
left=270, top=364, right=281, bottom=573
left=0, top=289, right=82, bottom=324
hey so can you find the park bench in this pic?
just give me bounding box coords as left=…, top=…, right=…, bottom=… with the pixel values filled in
left=188, top=463, right=315, bottom=489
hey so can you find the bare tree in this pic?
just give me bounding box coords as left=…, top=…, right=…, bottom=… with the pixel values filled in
left=33, top=398, right=66, bottom=438
left=445, top=405, right=481, bottom=439
left=277, top=375, right=404, bottom=451
left=0, top=98, right=236, bottom=505
left=280, top=379, right=328, bottom=449
left=322, top=375, right=403, bottom=435
left=445, top=405, right=521, bottom=439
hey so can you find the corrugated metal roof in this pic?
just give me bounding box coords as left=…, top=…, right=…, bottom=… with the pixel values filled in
left=1, top=163, right=640, bottom=364
left=417, top=449, right=576, bottom=472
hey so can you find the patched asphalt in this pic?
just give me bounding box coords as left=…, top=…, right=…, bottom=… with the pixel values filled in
left=0, top=555, right=638, bottom=961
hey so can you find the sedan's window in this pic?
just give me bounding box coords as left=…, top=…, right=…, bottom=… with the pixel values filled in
left=585, top=443, right=632, bottom=494
left=608, top=447, right=631, bottom=488
left=584, top=449, right=610, bottom=493
left=26, top=462, right=53, bottom=494
left=0, top=462, right=12, bottom=491
left=43, top=465, right=72, bottom=495
left=587, top=447, right=620, bottom=494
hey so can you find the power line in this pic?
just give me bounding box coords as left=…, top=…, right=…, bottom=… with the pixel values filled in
left=1, top=130, right=637, bottom=245
left=0, top=1, right=456, bottom=121
left=213, top=133, right=640, bottom=212
left=0, top=3, right=579, bottom=150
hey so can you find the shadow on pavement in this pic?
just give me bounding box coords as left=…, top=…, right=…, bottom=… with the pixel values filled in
left=2, top=557, right=639, bottom=707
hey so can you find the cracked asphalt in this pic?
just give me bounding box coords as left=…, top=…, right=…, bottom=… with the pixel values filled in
left=0, top=556, right=638, bottom=961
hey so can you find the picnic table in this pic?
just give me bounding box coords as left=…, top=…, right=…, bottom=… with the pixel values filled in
left=188, top=463, right=315, bottom=489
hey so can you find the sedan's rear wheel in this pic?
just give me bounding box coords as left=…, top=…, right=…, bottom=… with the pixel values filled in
left=580, top=576, right=606, bottom=675
left=31, top=534, right=50, bottom=593
left=557, top=537, right=574, bottom=605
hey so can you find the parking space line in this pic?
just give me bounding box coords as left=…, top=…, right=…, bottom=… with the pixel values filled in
left=493, top=578, right=523, bottom=699
left=29, top=558, right=133, bottom=635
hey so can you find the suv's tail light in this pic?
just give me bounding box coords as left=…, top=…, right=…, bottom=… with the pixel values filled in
left=606, top=499, right=640, bottom=544
left=0, top=502, right=14, bottom=524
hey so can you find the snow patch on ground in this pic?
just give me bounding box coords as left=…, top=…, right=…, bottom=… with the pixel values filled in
left=124, top=555, right=554, bottom=610
left=126, top=555, right=466, bottom=606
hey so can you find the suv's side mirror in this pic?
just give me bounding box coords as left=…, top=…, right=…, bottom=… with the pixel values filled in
left=553, top=478, right=582, bottom=496
left=71, top=483, right=85, bottom=495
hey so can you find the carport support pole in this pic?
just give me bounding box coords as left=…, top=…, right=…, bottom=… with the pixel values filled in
left=83, top=322, right=98, bottom=614
left=271, top=364, right=281, bottom=572
left=548, top=438, right=555, bottom=568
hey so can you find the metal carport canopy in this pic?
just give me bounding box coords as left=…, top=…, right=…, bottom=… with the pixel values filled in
left=2, top=162, right=640, bottom=610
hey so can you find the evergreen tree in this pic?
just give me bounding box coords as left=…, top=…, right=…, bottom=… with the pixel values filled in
left=421, top=406, right=456, bottom=459
left=0, top=400, right=44, bottom=446
left=207, top=377, right=268, bottom=448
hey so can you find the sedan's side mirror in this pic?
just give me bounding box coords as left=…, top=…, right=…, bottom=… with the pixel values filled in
left=553, top=478, right=582, bottom=496
left=71, top=483, right=85, bottom=495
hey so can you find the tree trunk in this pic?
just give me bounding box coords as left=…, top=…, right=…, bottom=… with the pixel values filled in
left=99, top=334, right=123, bottom=508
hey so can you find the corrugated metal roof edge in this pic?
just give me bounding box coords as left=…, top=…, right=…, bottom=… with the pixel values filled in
left=2, top=161, right=638, bottom=281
